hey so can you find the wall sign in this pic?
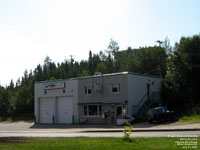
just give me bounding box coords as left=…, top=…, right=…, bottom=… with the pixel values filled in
left=44, top=82, right=65, bottom=90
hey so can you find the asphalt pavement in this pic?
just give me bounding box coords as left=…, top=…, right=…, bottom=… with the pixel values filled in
left=0, top=121, right=200, bottom=137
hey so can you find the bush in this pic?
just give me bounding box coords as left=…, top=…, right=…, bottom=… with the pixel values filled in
left=123, top=121, right=133, bottom=142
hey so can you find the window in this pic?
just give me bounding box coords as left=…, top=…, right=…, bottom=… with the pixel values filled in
left=84, top=105, right=102, bottom=116
left=89, top=105, right=97, bottom=115
left=112, top=84, right=120, bottom=93
left=84, top=86, right=92, bottom=95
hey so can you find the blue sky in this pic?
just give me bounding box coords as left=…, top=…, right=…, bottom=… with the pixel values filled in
left=0, top=0, right=200, bottom=85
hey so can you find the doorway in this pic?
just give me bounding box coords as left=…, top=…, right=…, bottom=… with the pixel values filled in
left=117, top=105, right=126, bottom=119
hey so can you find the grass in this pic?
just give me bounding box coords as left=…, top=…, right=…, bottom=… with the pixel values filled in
left=178, top=114, right=200, bottom=123
left=0, top=137, right=199, bottom=150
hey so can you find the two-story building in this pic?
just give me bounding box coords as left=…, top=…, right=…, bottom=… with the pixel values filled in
left=34, top=72, right=162, bottom=124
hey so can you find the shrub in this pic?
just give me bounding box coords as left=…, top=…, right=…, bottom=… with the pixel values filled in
left=123, top=121, right=133, bottom=142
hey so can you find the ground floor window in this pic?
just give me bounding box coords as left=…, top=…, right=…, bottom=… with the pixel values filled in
left=84, top=105, right=102, bottom=116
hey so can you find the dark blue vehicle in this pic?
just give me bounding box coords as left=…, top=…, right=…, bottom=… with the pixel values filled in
left=146, top=107, right=176, bottom=123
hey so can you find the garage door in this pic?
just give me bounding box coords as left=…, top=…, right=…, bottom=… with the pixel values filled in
left=39, top=97, right=53, bottom=123
left=56, top=97, right=73, bottom=124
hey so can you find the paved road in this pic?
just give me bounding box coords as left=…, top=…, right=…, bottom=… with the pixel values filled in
left=1, top=130, right=200, bottom=138
left=0, top=121, right=200, bottom=138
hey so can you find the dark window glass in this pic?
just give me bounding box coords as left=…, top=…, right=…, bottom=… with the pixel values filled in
left=112, top=84, right=120, bottom=93
left=112, top=87, right=118, bottom=92
left=84, top=105, right=87, bottom=115
left=84, top=86, right=87, bottom=94
left=88, top=88, right=92, bottom=94
left=88, top=105, right=97, bottom=115
left=84, top=86, right=92, bottom=95
left=99, top=105, right=102, bottom=115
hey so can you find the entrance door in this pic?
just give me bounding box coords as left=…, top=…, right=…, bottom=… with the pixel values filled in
left=117, top=106, right=122, bottom=119
left=117, top=105, right=126, bottom=119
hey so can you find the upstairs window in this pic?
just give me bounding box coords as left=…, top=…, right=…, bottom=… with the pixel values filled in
left=112, top=84, right=120, bottom=93
left=84, top=86, right=92, bottom=95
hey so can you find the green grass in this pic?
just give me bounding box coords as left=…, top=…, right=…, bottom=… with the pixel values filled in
left=0, top=137, right=199, bottom=150
left=179, top=114, right=200, bottom=123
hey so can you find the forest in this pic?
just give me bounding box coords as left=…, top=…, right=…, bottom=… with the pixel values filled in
left=0, top=34, right=200, bottom=118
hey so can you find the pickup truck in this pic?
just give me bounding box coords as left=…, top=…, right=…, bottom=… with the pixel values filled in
left=146, top=107, right=176, bottom=123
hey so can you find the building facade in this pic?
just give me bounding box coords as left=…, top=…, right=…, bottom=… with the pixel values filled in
left=34, top=72, right=162, bottom=124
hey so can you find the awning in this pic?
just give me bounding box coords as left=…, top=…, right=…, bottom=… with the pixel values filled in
left=78, top=102, right=103, bottom=105
left=78, top=100, right=127, bottom=105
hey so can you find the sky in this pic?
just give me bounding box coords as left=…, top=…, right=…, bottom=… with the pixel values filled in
left=0, top=0, right=200, bottom=86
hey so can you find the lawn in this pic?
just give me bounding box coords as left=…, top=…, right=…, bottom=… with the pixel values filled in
left=0, top=137, right=199, bottom=150
left=179, top=114, right=200, bottom=123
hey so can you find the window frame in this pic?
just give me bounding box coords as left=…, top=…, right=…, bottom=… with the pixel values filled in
left=84, top=85, right=92, bottom=95
left=111, top=83, right=120, bottom=94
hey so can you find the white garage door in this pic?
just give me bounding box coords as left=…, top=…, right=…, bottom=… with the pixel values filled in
left=56, top=97, right=73, bottom=124
left=39, top=97, right=53, bottom=123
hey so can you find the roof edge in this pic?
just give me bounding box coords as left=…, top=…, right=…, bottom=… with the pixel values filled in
left=35, top=71, right=163, bottom=84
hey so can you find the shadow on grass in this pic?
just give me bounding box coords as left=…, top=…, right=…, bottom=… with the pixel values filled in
left=0, top=137, right=35, bottom=143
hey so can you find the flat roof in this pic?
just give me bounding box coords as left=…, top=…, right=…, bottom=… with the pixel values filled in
left=35, top=72, right=162, bottom=84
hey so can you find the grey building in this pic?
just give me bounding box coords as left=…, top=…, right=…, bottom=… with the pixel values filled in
left=34, top=72, right=162, bottom=124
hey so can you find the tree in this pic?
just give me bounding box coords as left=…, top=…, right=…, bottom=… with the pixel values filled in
left=107, top=39, right=120, bottom=72
left=88, top=51, right=101, bottom=75
left=162, top=34, right=200, bottom=112
left=0, top=88, right=10, bottom=116
left=105, top=53, right=114, bottom=73
left=34, top=64, right=43, bottom=81
left=133, top=46, right=167, bottom=76
left=44, top=55, right=52, bottom=65
left=9, top=80, right=15, bottom=90
left=107, top=38, right=120, bottom=54
left=88, top=50, right=93, bottom=75
left=95, top=63, right=107, bottom=74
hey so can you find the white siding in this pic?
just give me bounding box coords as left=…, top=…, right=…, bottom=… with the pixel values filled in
left=128, top=74, right=162, bottom=115
left=34, top=79, right=78, bottom=124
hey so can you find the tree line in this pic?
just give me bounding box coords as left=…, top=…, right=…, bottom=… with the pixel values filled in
left=0, top=35, right=199, bottom=117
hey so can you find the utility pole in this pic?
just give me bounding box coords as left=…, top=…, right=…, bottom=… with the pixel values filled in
left=69, top=55, right=75, bottom=62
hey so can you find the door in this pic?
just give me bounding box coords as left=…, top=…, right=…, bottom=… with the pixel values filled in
left=56, top=97, right=73, bottom=124
left=117, top=105, right=126, bottom=119
left=39, top=97, right=53, bottom=123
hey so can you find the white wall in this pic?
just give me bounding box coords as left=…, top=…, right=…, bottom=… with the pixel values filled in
left=128, top=74, right=162, bottom=115
left=34, top=79, right=78, bottom=123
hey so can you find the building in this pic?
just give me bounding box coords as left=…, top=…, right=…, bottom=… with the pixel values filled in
left=34, top=72, right=162, bottom=124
